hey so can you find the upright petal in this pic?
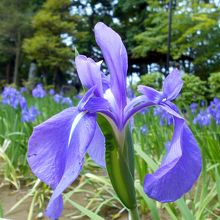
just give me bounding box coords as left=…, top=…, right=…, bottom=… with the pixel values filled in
left=75, top=55, right=103, bottom=97
left=94, top=22, right=128, bottom=112
left=162, top=69, right=183, bottom=101
left=144, top=103, right=202, bottom=202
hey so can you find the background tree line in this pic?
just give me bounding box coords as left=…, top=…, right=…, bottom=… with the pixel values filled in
left=0, top=0, right=219, bottom=88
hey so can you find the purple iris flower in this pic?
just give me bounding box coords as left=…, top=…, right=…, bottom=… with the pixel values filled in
left=61, top=97, right=72, bottom=107
left=32, top=84, right=46, bottom=98
left=22, top=106, right=40, bottom=122
left=207, top=98, right=220, bottom=124
left=140, top=125, right=148, bottom=135
left=154, top=106, right=173, bottom=126
left=19, top=96, right=27, bottom=110
left=193, top=110, right=211, bottom=126
left=20, top=87, right=27, bottom=93
left=190, top=103, right=198, bottom=114
left=2, top=87, right=21, bottom=109
left=27, top=22, right=201, bottom=219
left=53, top=94, right=62, bottom=103
left=49, top=89, right=55, bottom=96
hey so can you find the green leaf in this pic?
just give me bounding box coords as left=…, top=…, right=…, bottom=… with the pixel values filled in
left=65, top=197, right=105, bottom=220
left=97, top=115, right=137, bottom=209
left=134, top=144, right=158, bottom=171
left=176, top=198, right=194, bottom=220
left=135, top=181, right=160, bottom=220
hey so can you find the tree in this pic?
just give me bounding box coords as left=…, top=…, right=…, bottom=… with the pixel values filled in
left=0, top=0, right=35, bottom=84
left=23, top=0, right=77, bottom=87
left=133, top=1, right=220, bottom=78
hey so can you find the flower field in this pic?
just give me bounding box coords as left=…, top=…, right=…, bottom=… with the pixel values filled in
left=0, top=83, right=219, bottom=219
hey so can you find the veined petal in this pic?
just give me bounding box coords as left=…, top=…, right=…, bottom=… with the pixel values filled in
left=27, top=107, right=78, bottom=188
left=75, top=55, right=103, bottom=97
left=27, top=107, right=97, bottom=219
left=87, top=123, right=105, bottom=167
left=144, top=103, right=202, bottom=202
left=45, top=112, right=96, bottom=218
left=27, top=107, right=78, bottom=219
left=138, top=85, right=163, bottom=104
left=94, top=22, right=127, bottom=112
left=162, top=69, right=183, bottom=101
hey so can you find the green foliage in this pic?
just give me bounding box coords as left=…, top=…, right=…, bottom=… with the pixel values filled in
left=137, top=72, right=163, bottom=90
left=23, top=0, right=76, bottom=72
left=133, top=1, right=220, bottom=76
left=177, top=74, right=207, bottom=106
left=208, top=72, right=220, bottom=98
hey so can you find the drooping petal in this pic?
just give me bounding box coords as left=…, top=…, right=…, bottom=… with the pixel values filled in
left=27, top=107, right=97, bottom=219
left=87, top=123, right=105, bottom=167
left=75, top=55, right=103, bottom=97
left=144, top=103, right=202, bottom=202
left=94, top=22, right=128, bottom=112
left=45, top=112, right=96, bottom=218
left=162, top=69, right=183, bottom=101
left=27, top=107, right=78, bottom=219
left=28, top=107, right=78, bottom=188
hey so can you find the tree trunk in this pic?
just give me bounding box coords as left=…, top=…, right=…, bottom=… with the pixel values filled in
left=28, top=62, right=37, bottom=82
left=13, top=31, right=21, bottom=85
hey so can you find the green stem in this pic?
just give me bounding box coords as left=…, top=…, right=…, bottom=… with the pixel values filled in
left=129, top=207, right=140, bottom=220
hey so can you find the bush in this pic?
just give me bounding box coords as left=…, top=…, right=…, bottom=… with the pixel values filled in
left=137, top=72, right=163, bottom=90
left=208, top=72, right=220, bottom=98
left=177, top=74, right=207, bottom=106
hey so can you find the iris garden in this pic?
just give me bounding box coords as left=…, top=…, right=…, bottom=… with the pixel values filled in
left=0, top=23, right=220, bottom=220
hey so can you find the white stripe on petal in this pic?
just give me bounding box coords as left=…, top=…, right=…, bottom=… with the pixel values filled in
left=68, top=111, right=87, bottom=147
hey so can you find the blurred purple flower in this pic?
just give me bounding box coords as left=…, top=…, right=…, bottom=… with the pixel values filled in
left=32, top=84, right=46, bottom=98
left=154, top=107, right=173, bottom=126
left=54, top=94, right=63, bottom=103
left=22, top=106, right=40, bottom=122
left=49, top=89, right=55, bottom=96
left=19, top=96, right=27, bottom=110
left=190, top=103, right=198, bottom=114
left=193, top=110, right=211, bottom=126
left=207, top=98, right=220, bottom=124
left=20, top=87, right=27, bottom=93
left=140, top=125, right=148, bottom=134
left=200, top=100, right=205, bottom=107
left=2, top=87, right=21, bottom=109
left=61, top=97, right=72, bottom=107
left=75, top=94, right=82, bottom=100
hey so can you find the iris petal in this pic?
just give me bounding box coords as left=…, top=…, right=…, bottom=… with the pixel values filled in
left=87, top=123, right=105, bottom=167
left=162, top=69, right=183, bottom=101
left=94, top=22, right=127, bottom=113
left=138, top=85, right=163, bottom=103
left=144, top=103, right=202, bottom=202
left=28, top=108, right=97, bottom=219
left=75, top=55, right=103, bottom=97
